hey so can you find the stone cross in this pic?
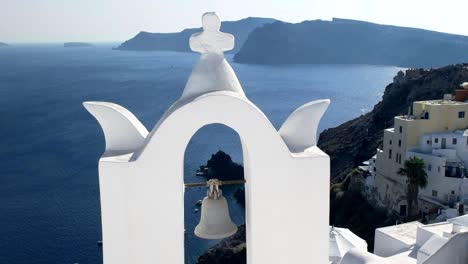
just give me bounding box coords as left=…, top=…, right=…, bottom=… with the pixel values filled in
left=189, top=12, right=234, bottom=54
left=181, top=12, right=243, bottom=100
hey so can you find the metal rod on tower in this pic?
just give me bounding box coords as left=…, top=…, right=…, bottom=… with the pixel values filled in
left=184, top=179, right=246, bottom=188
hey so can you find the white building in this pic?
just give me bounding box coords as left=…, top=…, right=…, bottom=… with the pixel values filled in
left=365, top=155, right=377, bottom=192
left=407, top=130, right=468, bottom=215
left=341, top=214, right=468, bottom=264
left=370, top=97, right=468, bottom=217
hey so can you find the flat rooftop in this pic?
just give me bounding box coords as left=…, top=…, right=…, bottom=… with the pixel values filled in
left=448, top=214, right=468, bottom=227
left=415, top=99, right=468, bottom=106
left=376, top=221, right=423, bottom=245
left=420, top=222, right=453, bottom=237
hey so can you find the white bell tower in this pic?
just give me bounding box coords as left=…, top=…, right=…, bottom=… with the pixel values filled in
left=84, top=12, right=330, bottom=264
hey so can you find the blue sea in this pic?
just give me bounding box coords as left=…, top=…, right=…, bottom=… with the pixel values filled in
left=0, top=44, right=401, bottom=264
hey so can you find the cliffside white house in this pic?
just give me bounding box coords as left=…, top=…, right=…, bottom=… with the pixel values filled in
left=407, top=130, right=468, bottom=212
left=368, top=87, right=468, bottom=218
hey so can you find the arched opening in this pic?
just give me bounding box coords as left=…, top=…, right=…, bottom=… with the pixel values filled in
left=87, top=94, right=328, bottom=263
left=183, top=124, right=246, bottom=264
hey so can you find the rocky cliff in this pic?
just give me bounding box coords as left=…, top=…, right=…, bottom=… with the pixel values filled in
left=234, top=18, right=468, bottom=68
left=116, top=17, right=276, bottom=53
left=319, top=64, right=468, bottom=180
left=0, top=42, right=9, bottom=47
left=197, top=225, right=246, bottom=264
left=197, top=151, right=244, bottom=181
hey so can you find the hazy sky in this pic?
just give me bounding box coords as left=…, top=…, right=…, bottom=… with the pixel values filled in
left=2, top=0, right=468, bottom=43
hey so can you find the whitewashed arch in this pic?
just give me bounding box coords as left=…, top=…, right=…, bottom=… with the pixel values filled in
left=84, top=12, right=330, bottom=264
left=85, top=91, right=330, bottom=264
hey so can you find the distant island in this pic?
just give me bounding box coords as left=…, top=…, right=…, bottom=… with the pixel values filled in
left=196, top=151, right=245, bottom=207
left=196, top=150, right=244, bottom=181
left=115, top=17, right=276, bottom=53
left=234, top=18, right=468, bottom=68
left=64, top=42, right=94, bottom=48
left=117, top=17, right=468, bottom=68
left=0, top=42, right=9, bottom=47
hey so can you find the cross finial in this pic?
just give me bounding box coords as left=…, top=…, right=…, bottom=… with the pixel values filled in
left=202, top=12, right=221, bottom=32
left=189, top=12, right=234, bottom=54
left=181, top=12, right=244, bottom=101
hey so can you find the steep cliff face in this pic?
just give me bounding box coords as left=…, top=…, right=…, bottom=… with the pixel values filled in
left=234, top=18, right=468, bottom=68
left=318, top=64, right=468, bottom=180
left=116, top=17, right=276, bottom=53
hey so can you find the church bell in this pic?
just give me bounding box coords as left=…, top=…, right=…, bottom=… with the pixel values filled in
left=194, top=179, right=238, bottom=239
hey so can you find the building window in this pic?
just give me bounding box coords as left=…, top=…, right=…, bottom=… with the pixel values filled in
left=428, top=164, right=432, bottom=171
left=389, top=139, right=392, bottom=145
left=459, top=111, right=465, bottom=118
left=427, top=140, right=431, bottom=145
left=396, top=153, right=402, bottom=164
left=453, top=138, right=457, bottom=145
left=432, top=190, right=438, bottom=197
left=400, top=205, right=407, bottom=217
left=451, top=190, right=456, bottom=195
left=435, top=138, right=439, bottom=144
left=398, top=140, right=402, bottom=147
left=424, top=112, right=430, bottom=119
left=389, top=149, right=392, bottom=159
left=396, top=153, right=399, bottom=163
left=445, top=166, right=463, bottom=178
left=399, top=126, right=403, bottom=133
left=438, top=166, right=441, bottom=173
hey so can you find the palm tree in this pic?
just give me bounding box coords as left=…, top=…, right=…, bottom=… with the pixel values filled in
left=397, top=156, right=428, bottom=219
